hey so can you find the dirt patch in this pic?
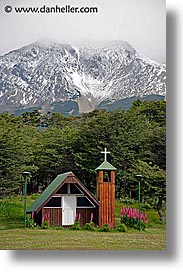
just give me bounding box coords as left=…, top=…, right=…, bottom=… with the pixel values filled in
left=75, top=95, right=99, bottom=113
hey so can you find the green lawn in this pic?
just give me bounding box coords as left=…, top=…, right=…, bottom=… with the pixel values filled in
left=0, top=195, right=166, bottom=250
left=0, top=225, right=166, bottom=250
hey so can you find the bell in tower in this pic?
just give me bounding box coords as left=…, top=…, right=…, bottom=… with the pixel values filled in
left=95, top=148, right=117, bottom=228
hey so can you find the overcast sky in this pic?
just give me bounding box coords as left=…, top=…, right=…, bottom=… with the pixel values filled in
left=0, top=0, right=166, bottom=63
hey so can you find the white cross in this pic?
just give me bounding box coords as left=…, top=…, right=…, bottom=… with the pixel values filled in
left=101, top=147, right=110, bottom=161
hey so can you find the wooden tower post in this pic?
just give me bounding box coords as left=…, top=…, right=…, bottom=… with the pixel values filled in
left=95, top=148, right=117, bottom=228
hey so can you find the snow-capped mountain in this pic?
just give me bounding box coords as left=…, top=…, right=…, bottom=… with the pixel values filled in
left=0, top=40, right=166, bottom=114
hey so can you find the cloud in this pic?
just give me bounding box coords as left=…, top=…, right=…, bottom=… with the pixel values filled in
left=0, top=0, right=165, bottom=62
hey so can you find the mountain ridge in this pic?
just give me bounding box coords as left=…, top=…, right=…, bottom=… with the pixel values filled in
left=0, top=40, right=166, bottom=114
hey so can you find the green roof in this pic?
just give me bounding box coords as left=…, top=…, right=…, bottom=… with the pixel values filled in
left=27, top=172, right=70, bottom=212
left=95, top=161, right=117, bottom=171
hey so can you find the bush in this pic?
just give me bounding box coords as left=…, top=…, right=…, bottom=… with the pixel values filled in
left=0, top=201, right=9, bottom=221
left=0, top=199, right=23, bottom=221
left=70, top=220, right=81, bottom=230
left=120, top=207, right=148, bottom=230
left=26, top=218, right=37, bottom=229
left=120, top=197, right=136, bottom=205
left=141, top=202, right=153, bottom=210
left=118, top=223, right=127, bottom=232
left=84, top=221, right=96, bottom=231
left=99, top=223, right=111, bottom=232
left=41, top=220, right=50, bottom=229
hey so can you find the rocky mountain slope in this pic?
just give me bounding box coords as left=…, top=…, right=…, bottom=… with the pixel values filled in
left=0, top=40, right=166, bottom=114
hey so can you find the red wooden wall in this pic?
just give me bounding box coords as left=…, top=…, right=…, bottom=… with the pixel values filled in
left=76, top=208, right=99, bottom=227
left=97, top=170, right=115, bottom=228
left=42, top=207, right=99, bottom=227
left=42, top=208, right=62, bottom=226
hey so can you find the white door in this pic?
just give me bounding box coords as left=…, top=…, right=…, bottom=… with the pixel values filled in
left=62, top=196, right=76, bottom=225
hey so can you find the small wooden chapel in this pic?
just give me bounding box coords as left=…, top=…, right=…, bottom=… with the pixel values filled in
left=27, top=148, right=117, bottom=227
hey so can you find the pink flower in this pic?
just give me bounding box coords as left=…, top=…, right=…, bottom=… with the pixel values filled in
left=120, top=207, right=148, bottom=223
left=75, top=213, right=81, bottom=221
left=78, top=213, right=81, bottom=221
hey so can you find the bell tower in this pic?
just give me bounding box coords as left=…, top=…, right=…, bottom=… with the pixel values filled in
left=95, top=148, right=117, bottom=228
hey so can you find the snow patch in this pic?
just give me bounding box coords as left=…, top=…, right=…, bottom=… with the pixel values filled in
left=71, top=71, right=88, bottom=95
left=20, top=92, right=28, bottom=105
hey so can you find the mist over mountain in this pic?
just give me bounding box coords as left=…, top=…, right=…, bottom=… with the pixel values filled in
left=0, top=40, right=166, bottom=115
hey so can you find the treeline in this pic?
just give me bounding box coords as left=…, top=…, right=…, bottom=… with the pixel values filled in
left=0, top=100, right=166, bottom=218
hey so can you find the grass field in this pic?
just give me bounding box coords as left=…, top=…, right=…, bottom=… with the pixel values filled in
left=0, top=225, right=166, bottom=250
left=0, top=195, right=166, bottom=250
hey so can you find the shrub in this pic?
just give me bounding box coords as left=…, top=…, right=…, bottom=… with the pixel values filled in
left=70, top=220, right=81, bottom=230
left=0, top=199, right=22, bottom=221
left=120, top=197, right=136, bottom=205
left=118, top=223, right=127, bottom=232
left=84, top=221, right=96, bottom=231
left=41, top=220, right=50, bottom=229
left=141, top=202, right=153, bottom=210
left=99, top=223, right=111, bottom=232
left=120, top=207, right=148, bottom=230
left=0, top=201, right=9, bottom=221
left=26, top=218, right=37, bottom=229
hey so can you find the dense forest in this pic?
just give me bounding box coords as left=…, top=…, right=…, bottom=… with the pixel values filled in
left=0, top=100, right=166, bottom=219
